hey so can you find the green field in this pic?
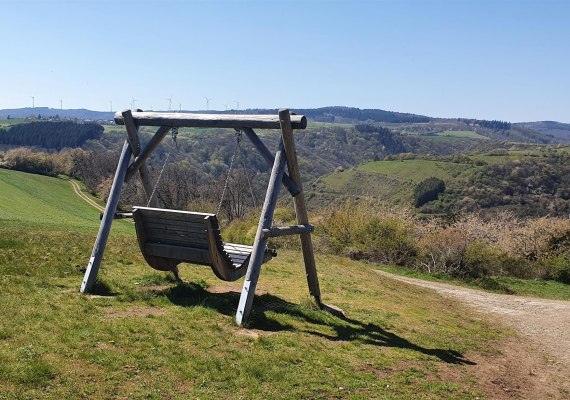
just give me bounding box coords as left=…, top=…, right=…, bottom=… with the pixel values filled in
left=0, top=118, right=26, bottom=128
left=312, top=168, right=414, bottom=204
left=0, top=168, right=517, bottom=399
left=311, top=159, right=476, bottom=206
left=358, top=159, right=474, bottom=183
left=436, top=130, right=488, bottom=140
left=312, top=146, right=568, bottom=206
left=0, top=169, right=130, bottom=233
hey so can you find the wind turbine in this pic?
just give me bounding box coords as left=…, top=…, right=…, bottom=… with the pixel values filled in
left=167, top=96, right=172, bottom=111
left=178, top=102, right=181, bottom=112
left=110, top=101, right=113, bottom=112
left=131, top=97, right=137, bottom=110
left=205, top=97, right=212, bottom=111
left=223, top=104, right=228, bottom=111
left=31, top=96, right=35, bottom=109
left=236, top=100, right=239, bottom=110
left=59, top=99, right=62, bottom=110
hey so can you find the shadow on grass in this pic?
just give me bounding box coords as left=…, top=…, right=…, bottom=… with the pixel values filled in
left=89, top=279, right=117, bottom=296
left=151, top=282, right=475, bottom=365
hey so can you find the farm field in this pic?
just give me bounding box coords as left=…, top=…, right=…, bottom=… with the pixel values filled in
left=2, top=168, right=561, bottom=399
left=0, top=119, right=26, bottom=128
left=311, top=159, right=476, bottom=205
left=435, top=130, right=488, bottom=140
left=0, top=169, right=129, bottom=232
left=358, top=160, right=474, bottom=183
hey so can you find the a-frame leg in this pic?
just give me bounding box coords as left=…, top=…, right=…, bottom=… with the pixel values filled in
left=236, top=140, right=287, bottom=325
left=80, top=140, right=132, bottom=293
left=279, top=109, right=322, bottom=305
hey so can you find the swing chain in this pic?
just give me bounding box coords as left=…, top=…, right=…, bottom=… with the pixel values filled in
left=144, top=127, right=178, bottom=207
left=171, top=127, right=179, bottom=151
left=217, top=130, right=243, bottom=216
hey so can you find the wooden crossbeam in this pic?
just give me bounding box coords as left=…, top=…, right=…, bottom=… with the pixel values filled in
left=114, top=111, right=307, bottom=130
left=242, top=128, right=300, bottom=196
left=261, top=224, right=314, bottom=238
left=122, top=110, right=160, bottom=207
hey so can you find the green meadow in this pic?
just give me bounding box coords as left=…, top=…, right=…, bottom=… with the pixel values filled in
left=0, top=168, right=516, bottom=399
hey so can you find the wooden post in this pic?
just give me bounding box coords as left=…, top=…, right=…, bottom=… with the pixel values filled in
left=242, top=128, right=300, bottom=196
left=261, top=224, right=314, bottom=238
left=122, top=110, right=160, bottom=207
left=236, top=140, right=287, bottom=325
left=279, top=109, right=322, bottom=305
left=81, top=141, right=132, bottom=293
left=125, top=126, right=171, bottom=182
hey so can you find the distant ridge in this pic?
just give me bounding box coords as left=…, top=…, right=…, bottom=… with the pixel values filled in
left=0, top=107, right=114, bottom=120
left=515, top=121, right=570, bottom=141
left=245, top=106, right=431, bottom=124
left=1, top=108, right=567, bottom=135
left=0, top=106, right=429, bottom=124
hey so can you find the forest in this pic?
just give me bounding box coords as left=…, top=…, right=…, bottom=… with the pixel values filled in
left=0, top=120, right=103, bottom=150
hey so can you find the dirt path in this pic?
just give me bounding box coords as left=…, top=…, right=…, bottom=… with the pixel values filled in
left=376, top=270, right=570, bottom=367
left=68, top=179, right=104, bottom=212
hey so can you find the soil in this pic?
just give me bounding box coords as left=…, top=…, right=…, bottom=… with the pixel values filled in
left=376, top=270, right=570, bottom=399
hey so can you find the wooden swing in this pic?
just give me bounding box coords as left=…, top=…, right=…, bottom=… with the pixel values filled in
left=81, top=109, right=322, bottom=325
left=132, top=206, right=275, bottom=281
left=131, top=128, right=274, bottom=281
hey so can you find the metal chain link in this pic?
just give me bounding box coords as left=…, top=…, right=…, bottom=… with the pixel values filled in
left=216, top=130, right=242, bottom=215
left=145, top=127, right=178, bottom=207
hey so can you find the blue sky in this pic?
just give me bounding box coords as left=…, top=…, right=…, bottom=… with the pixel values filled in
left=1, top=0, right=568, bottom=122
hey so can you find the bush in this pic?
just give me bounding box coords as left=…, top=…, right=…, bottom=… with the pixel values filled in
left=3, top=148, right=71, bottom=176
left=414, top=177, right=445, bottom=207
left=360, top=217, right=416, bottom=265
left=318, top=201, right=417, bottom=265
left=416, top=228, right=470, bottom=276
left=543, top=257, right=570, bottom=284
left=463, top=241, right=508, bottom=278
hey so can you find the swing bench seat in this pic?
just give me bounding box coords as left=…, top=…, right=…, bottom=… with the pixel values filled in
left=132, top=207, right=276, bottom=282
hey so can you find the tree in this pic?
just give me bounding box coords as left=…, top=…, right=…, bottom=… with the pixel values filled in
left=414, top=177, right=446, bottom=207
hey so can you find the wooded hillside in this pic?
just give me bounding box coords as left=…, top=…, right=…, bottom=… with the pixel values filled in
left=0, top=121, right=103, bottom=150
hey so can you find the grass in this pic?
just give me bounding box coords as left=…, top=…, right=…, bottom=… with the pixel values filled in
left=0, top=119, right=26, bottom=128
left=436, top=130, right=488, bottom=140
left=358, top=159, right=474, bottom=183
left=375, top=264, right=570, bottom=301
left=312, top=159, right=476, bottom=206
left=0, top=169, right=131, bottom=234
left=0, top=168, right=509, bottom=399
left=312, top=168, right=413, bottom=203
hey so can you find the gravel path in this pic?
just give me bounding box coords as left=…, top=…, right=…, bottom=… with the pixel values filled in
left=375, top=270, right=570, bottom=367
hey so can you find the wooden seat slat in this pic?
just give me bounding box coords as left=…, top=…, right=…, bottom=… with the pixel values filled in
left=141, top=219, right=209, bottom=231
left=144, top=228, right=210, bottom=244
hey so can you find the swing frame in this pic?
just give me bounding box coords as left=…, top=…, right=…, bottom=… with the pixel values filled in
left=80, top=109, right=322, bottom=325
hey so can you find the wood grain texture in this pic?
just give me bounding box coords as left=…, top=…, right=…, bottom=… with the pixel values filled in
left=132, top=207, right=273, bottom=282
left=279, top=109, right=322, bottom=304
left=115, top=111, right=307, bottom=130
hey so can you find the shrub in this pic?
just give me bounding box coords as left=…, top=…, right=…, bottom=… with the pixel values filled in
left=463, top=241, right=508, bottom=278
left=416, top=228, right=470, bottom=276
left=4, top=148, right=65, bottom=176
left=359, top=216, right=416, bottom=265
left=318, top=201, right=417, bottom=265
left=543, top=257, right=570, bottom=284
left=414, top=177, right=445, bottom=207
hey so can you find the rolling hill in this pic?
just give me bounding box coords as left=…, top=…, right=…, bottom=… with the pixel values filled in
left=0, top=168, right=130, bottom=233
left=311, top=146, right=570, bottom=216
left=515, top=121, right=570, bottom=141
